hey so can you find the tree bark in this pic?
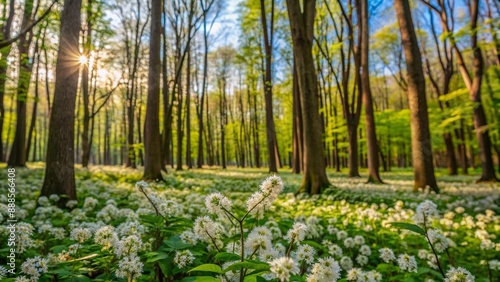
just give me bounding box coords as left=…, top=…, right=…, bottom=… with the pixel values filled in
left=286, top=0, right=330, bottom=194
left=26, top=35, right=41, bottom=161
left=81, top=0, right=93, bottom=168
left=143, top=0, right=163, bottom=181
left=8, top=0, right=36, bottom=167
left=394, top=0, right=439, bottom=192
left=359, top=0, right=383, bottom=183
left=292, top=59, right=303, bottom=174
left=40, top=0, right=82, bottom=204
left=0, top=0, right=15, bottom=162
left=466, top=0, right=497, bottom=181
left=260, top=0, right=279, bottom=173
left=186, top=49, right=192, bottom=169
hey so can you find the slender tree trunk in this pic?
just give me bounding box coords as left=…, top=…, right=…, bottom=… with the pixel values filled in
left=197, top=7, right=210, bottom=169
left=359, top=0, right=382, bottom=183
left=8, top=0, right=36, bottom=167
left=292, top=60, right=303, bottom=174
left=176, top=63, right=184, bottom=171
left=143, top=0, right=163, bottom=181
left=40, top=0, right=82, bottom=204
left=26, top=37, right=41, bottom=160
left=260, top=0, right=279, bottom=173
left=286, top=0, right=330, bottom=194
left=186, top=50, right=192, bottom=169
left=467, top=0, right=497, bottom=181
left=81, top=0, right=92, bottom=168
left=394, top=0, right=438, bottom=192
left=0, top=0, right=15, bottom=163
left=0, top=47, right=9, bottom=162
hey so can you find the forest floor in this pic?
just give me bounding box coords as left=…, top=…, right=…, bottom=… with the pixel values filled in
left=1, top=163, right=499, bottom=281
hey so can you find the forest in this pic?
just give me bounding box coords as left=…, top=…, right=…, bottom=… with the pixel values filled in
left=0, top=0, right=499, bottom=281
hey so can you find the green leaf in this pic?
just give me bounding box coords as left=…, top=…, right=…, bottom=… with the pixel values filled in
left=188, top=264, right=224, bottom=274
left=214, top=252, right=242, bottom=262
left=164, top=236, right=191, bottom=250
left=146, top=252, right=169, bottom=262
left=244, top=275, right=268, bottom=282
left=389, top=222, right=425, bottom=235
left=224, top=260, right=270, bottom=272
left=302, top=240, right=326, bottom=250
left=181, top=277, right=221, bottom=282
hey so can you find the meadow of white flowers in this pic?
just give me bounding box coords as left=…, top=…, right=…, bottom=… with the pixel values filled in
left=0, top=166, right=499, bottom=282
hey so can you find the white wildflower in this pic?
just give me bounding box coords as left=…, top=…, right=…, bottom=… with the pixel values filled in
left=307, top=257, right=341, bottom=282
left=115, top=255, right=143, bottom=280
left=444, top=267, right=474, bottom=282
left=379, top=248, right=396, bottom=263
left=285, top=222, right=308, bottom=244
left=414, top=200, right=439, bottom=225
left=174, top=250, right=195, bottom=268
left=193, top=216, right=220, bottom=243
left=269, top=257, right=300, bottom=282
left=70, top=228, right=92, bottom=243
left=398, top=254, right=418, bottom=273
left=205, top=192, right=232, bottom=214
left=294, top=244, right=316, bottom=265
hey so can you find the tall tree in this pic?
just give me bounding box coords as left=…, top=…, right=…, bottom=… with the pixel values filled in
left=0, top=0, right=15, bottom=162
left=422, top=0, right=498, bottom=182
left=81, top=0, right=94, bottom=168
left=394, top=0, right=438, bottom=192
left=359, top=0, right=383, bottom=183
left=419, top=3, right=460, bottom=176
left=8, top=0, right=37, bottom=167
left=286, top=0, right=330, bottom=194
left=143, top=0, right=163, bottom=180
left=40, top=0, right=83, bottom=204
left=259, top=0, right=280, bottom=173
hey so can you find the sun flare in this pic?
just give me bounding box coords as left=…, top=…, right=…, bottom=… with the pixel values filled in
left=79, top=55, right=88, bottom=65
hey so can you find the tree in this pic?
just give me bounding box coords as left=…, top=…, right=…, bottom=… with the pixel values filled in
left=259, top=0, right=280, bottom=173
left=40, top=0, right=83, bottom=204
left=8, top=0, right=37, bottom=167
left=286, top=0, right=330, bottom=194
left=359, top=0, right=383, bottom=183
left=317, top=0, right=363, bottom=178
left=394, top=0, right=438, bottom=192
left=196, top=0, right=220, bottom=168
left=0, top=0, right=15, bottom=162
left=421, top=0, right=498, bottom=182
left=143, top=0, right=163, bottom=181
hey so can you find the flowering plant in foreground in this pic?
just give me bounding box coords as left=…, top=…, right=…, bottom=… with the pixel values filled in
left=0, top=166, right=499, bottom=281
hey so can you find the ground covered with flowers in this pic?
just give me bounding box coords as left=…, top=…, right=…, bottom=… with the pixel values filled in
left=0, top=164, right=499, bottom=282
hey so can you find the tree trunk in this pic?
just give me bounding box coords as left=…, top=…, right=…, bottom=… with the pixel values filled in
left=8, top=0, right=36, bottom=167
left=359, top=0, right=382, bottom=183
left=347, top=127, right=359, bottom=177
left=0, top=0, right=15, bottom=163
left=176, top=64, right=184, bottom=171
left=81, top=0, right=92, bottom=168
left=40, top=0, right=82, bottom=205
left=26, top=36, right=41, bottom=161
left=143, top=0, right=163, bottom=181
left=292, top=60, right=303, bottom=174
left=394, top=0, right=438, bottom=192
left=467, top=0, right=497, bottom=182
left=260, top=0, right=279, bottom=173
left=286, top=0, right=330, bottom=194
left=443, top=133, right=458, bottom=175
left=186, top=50, right=192, bottom=169
left=196, top=24, right=208, bottom=168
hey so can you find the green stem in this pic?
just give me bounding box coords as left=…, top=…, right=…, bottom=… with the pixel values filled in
left=423, top=215, right=445, bottom=278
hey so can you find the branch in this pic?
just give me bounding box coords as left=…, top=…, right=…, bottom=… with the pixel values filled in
left=0, top=0, right=59, bottom=49
left=420, top=0, right=442, bottom=14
